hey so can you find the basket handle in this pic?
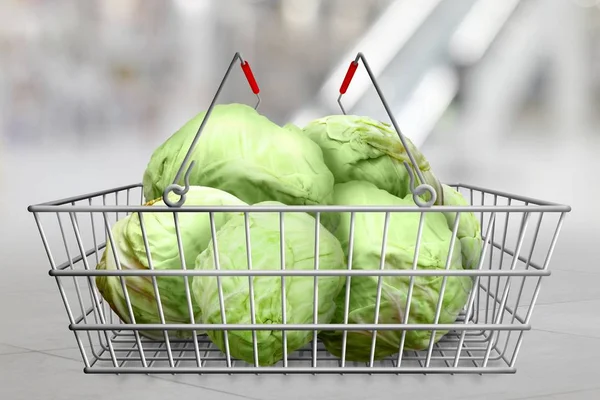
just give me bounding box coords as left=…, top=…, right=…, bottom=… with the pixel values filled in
left=162, top=52, right=261, bottom=208
left=337, top=53, right=438, bottom=208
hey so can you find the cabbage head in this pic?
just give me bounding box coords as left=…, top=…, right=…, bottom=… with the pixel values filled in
left=318, top=181, right=473, bottom=362
left=192, top=201, right=346, bottom=366
left=302, top=114, right=443, bottom=205
left=441, top=184, right=483, bottom=270
left=142, top=103, right=335, bottom=206
left=96, top=186, right=247, bottom=340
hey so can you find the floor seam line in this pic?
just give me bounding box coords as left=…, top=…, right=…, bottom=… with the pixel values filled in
left=531, top=328, right=600, bottom=340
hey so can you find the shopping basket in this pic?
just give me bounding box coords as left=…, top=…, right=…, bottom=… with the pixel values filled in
left=28, top=52, right=571, bottom=375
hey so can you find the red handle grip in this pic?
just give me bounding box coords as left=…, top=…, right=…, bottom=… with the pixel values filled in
left=340, top=61, right=359, bottom=94
left=241, top=61, right=260, bottom=94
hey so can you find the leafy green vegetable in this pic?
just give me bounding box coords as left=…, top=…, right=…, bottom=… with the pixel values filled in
left=441, top=184, right=483, bottom=270
left=96, top=186, right=247, bottom=340
left=318, top=181, right=472, bottom=362
left=282, top=122, right=303, bottom=135
left=192, top=201, right=346, bottom=366
left=302, top=114, right=444, bottom=205
left=142, top=103, right=335, bottom=206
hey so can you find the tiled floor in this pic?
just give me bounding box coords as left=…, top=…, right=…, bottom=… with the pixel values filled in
left=1, top=124, right=598, bottom=399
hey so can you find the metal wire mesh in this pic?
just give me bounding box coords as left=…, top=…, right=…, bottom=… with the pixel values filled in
left=28, top=183, right=569, bottom=374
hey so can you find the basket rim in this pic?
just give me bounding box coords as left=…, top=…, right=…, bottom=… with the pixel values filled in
left=26, top=182, right=572, bottom=213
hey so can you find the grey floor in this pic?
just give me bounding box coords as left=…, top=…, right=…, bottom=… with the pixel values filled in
left=1, top=119, right=599, bottom=399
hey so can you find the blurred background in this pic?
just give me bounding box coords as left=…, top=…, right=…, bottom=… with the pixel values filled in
left=4, top=0, right=598, bottom=268
left=0, top=0, right=598, bottom=201
left=1, top=0, right=600, bottom=399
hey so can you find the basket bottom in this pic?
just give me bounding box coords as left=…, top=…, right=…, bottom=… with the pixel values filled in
left=80, top=329, right=516, bottom=374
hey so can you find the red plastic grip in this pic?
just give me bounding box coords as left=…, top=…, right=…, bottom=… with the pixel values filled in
left=241, top=61, right=260, bottom=94
left=340, top=61, right=359, bottom=94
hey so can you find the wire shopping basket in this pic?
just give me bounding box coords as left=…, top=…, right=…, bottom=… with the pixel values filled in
left=28, top=52, right=571, bottom=375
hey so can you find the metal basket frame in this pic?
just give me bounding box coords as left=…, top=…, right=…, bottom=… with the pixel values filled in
left=27, top=52, right=571, bottom=375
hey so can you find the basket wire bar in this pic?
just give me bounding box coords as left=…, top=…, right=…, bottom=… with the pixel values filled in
left=246, top=212, right=260, bottom=367
left=138, top=212, right=176, bottom=368
left=312, top=212, right=321, bottom=368
left=279, top=212, right=288, bottom=368
left=27, top=52, right=571, bottom=375
left=50, top=236, right=550, bottom=274
left=396, top=212, right=425, bottom=368
left=365, top=211, right=389, bottom=367
left=172, top=211, right=203, bottom=367
left=339, top=211, right=356, bottom=367
left=452, top=212, right=497, bottom=368
left=66, top=210, right=116, bottom=366
left=50, top=269, right=552, bottom=278
left=424, top=212, right=461, bottom=368
left=208, top=211, right=233, bottom=368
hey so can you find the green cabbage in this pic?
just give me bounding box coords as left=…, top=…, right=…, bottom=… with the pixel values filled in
left=318, top=181, right=472, bottom=362
left=96, top=186, right=247, bottom=340
left=302, top=114, right=444, bottom=205
left=192, top=201, right=346, bottom=366
left=142, top=103, right=335, bottom=206
left=282, top=122, right=303, bottom=135
left=441, top=184, right=483, bottom=270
